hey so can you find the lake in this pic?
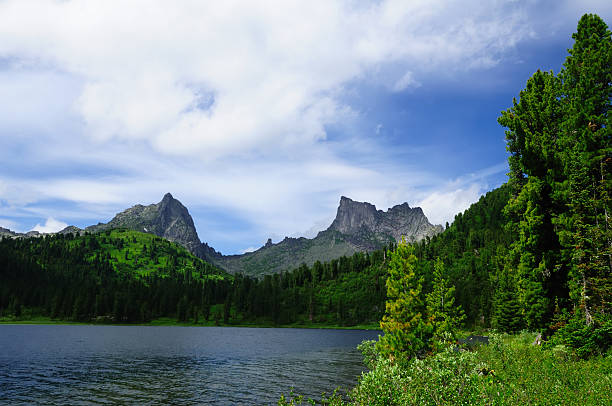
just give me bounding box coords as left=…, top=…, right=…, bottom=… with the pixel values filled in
left=0, top=325, right=380, bottom=405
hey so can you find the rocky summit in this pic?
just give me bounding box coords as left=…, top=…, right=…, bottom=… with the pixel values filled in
left=86, top=193, right=204, bottom=256
left=327, top=196, right=443, bottom=250
left=208, top=196, right=443, bottom=276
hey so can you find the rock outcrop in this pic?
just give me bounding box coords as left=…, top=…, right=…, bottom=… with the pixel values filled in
left=86, top=193, right=204, bottom=256
left=328, top=196, right=443, bottom=250
left=209, top=196, right=443, bottom=276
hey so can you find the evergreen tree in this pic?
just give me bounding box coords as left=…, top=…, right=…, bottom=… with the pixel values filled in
left=560, top=14, right=612, bottom=325
left=498, top=13, right=611, bottom=332
left=493, top=267, right=524, bottom=333
left=378, top=239, right=432, bottom=359
left=498, top=69, right=564, bottom=329
left=426, top=258, right=465, bottom=345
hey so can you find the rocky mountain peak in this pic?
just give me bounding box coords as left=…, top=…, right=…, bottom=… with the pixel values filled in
left=330, top=196, right=378, bottom=234
left=86, top=193, right=203, bottom=255
left=327, top=196, right=442, bottom=250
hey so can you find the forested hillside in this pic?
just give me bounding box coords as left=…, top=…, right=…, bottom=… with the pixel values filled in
left=0, top=184, right=516, bottom=329
left=414, top=184, right=514, bottom=329
left=0, top=229, right=388, bottom=326
left=0, top=230, right=231, bottom=323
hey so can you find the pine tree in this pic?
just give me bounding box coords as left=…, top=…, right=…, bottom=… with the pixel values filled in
left=499, top=69, right=564, bottom=329
left=493, top=267, right=524, bottom=333
left=560, top=14, right=612, bottom=325
left=378, top=238, right=432, bottom=359
left=426, top=258, right=465, bottom=346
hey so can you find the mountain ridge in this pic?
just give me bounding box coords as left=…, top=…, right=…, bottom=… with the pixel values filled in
left=201, top=195, right=442, bottom=276
left=2, top=193, right=442, bottom=276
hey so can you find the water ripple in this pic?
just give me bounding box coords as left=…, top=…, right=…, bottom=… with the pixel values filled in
left=0, top=325, right=379, bottom=405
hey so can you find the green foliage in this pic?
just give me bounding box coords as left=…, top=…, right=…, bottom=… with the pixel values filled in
left=0, top=230, right=388, bottom=328
left=497, top=13, right=611, bottom=335
left=378, top=239, right=432, bottom=359
left=547, top=314, right=612, bottom=358
left=492, top=268, right=523, bottom=333
left=499, top=70, right=564, bottom=330
left=349, top=333, right=612, bottom=405
left=277, top=388, right=344, bottom=406
left=561, top=14, right=612, bottom=326
left=0, top=230, right=231, bottom=323
left=413, top=185, right=513, bottom=329
left=426, top=258, right=465, bottom=347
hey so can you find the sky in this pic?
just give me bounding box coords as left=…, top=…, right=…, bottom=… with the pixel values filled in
left=0, top=1, right=611, bottom=254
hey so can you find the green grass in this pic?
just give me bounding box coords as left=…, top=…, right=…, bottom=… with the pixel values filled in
left=280, top=332, right=612, bottom=405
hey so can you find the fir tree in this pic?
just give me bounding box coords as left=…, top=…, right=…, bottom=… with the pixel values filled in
left=493, top=267, right=523, bottom=333
left=560, top=13, right=612, bottom=325
left=426, top=258, right=465, bottom=346
left=378, top=238, right=432, bottom=359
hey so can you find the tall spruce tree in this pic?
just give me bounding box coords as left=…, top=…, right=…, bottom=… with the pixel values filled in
left=499, top=13, right=611, bottom=330
left=560, top=14, right=612, bottom=325
left=499, top=69, right=564, bottom=329
left=426, top=258, right=465, bottom=345
left=493, top=267, right=524, bottom=333
left=378, top=238, right=432, bottom=359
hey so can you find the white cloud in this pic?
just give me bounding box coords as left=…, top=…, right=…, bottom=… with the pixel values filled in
left=0, top=0, right=535, bottom=159
left=0, top=218, right=20, bottom=231
left=392, top=71, right=420, bottom=92
left=32, top=217, right=68, bottom=234
left=417, top=184, right=484, bottom=226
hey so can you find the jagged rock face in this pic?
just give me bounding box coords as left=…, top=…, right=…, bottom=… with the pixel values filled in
left=58, top=226, right=82, bottom=235
left=0, top=227, right=43, bottom=239
left=212, top=196, right=443, bottom=276
left=329, top=197, right=378, bottom=234
left=2, top=193, right=443, bottom=277
left=327, top=196, right=442, bottom=250
left=86, top=193, right=203, bottom=255
left=210, top=230, right=357, bottom=277
left=0, top=227, right=19, bottom=238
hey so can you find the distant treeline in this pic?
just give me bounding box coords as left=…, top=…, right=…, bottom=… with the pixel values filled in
left=0, top=229, right=387, bottom=326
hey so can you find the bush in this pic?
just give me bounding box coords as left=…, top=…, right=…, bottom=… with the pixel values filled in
left=351, top=344, right=485, bottom=405
left=348, top=333, right=612, bottom=405
left=547, top=315, right=612, bottom=357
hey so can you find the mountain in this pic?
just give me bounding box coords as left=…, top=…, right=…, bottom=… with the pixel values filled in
left=206, top=196, right=442, bottom=277
left=328, top=196, right=443, bottom=249
left=4, top=193, right=442, bottom=277
left=0, top=227, right=43, bottom=239
left=85, top=193, right=204, bottom=256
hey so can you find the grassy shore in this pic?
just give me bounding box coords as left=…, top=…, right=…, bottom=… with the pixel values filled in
left=0, top=316, right=380, bottom=330
left=280, top=332, right=612, bottom=405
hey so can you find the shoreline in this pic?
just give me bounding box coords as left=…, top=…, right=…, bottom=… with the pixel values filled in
left=0, top=317, right=381, bottom=331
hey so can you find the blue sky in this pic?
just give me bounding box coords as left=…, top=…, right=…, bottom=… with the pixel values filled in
left=0, top=1, right=611, bottom=254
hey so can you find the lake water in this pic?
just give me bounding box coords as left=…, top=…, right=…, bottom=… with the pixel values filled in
left=0, top=325, right=380, bottom=405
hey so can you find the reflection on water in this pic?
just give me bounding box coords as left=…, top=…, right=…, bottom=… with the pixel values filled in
left=0, top=325, right=380, bottom=405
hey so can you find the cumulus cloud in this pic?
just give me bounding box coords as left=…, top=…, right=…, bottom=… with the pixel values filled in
left=0, top=0, right=536, bottom=159
left=392, top=71, right=420, bottom=92
left=32, top=217, right=68, bottom=234
left=417, top=184, right=484, bottom=226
